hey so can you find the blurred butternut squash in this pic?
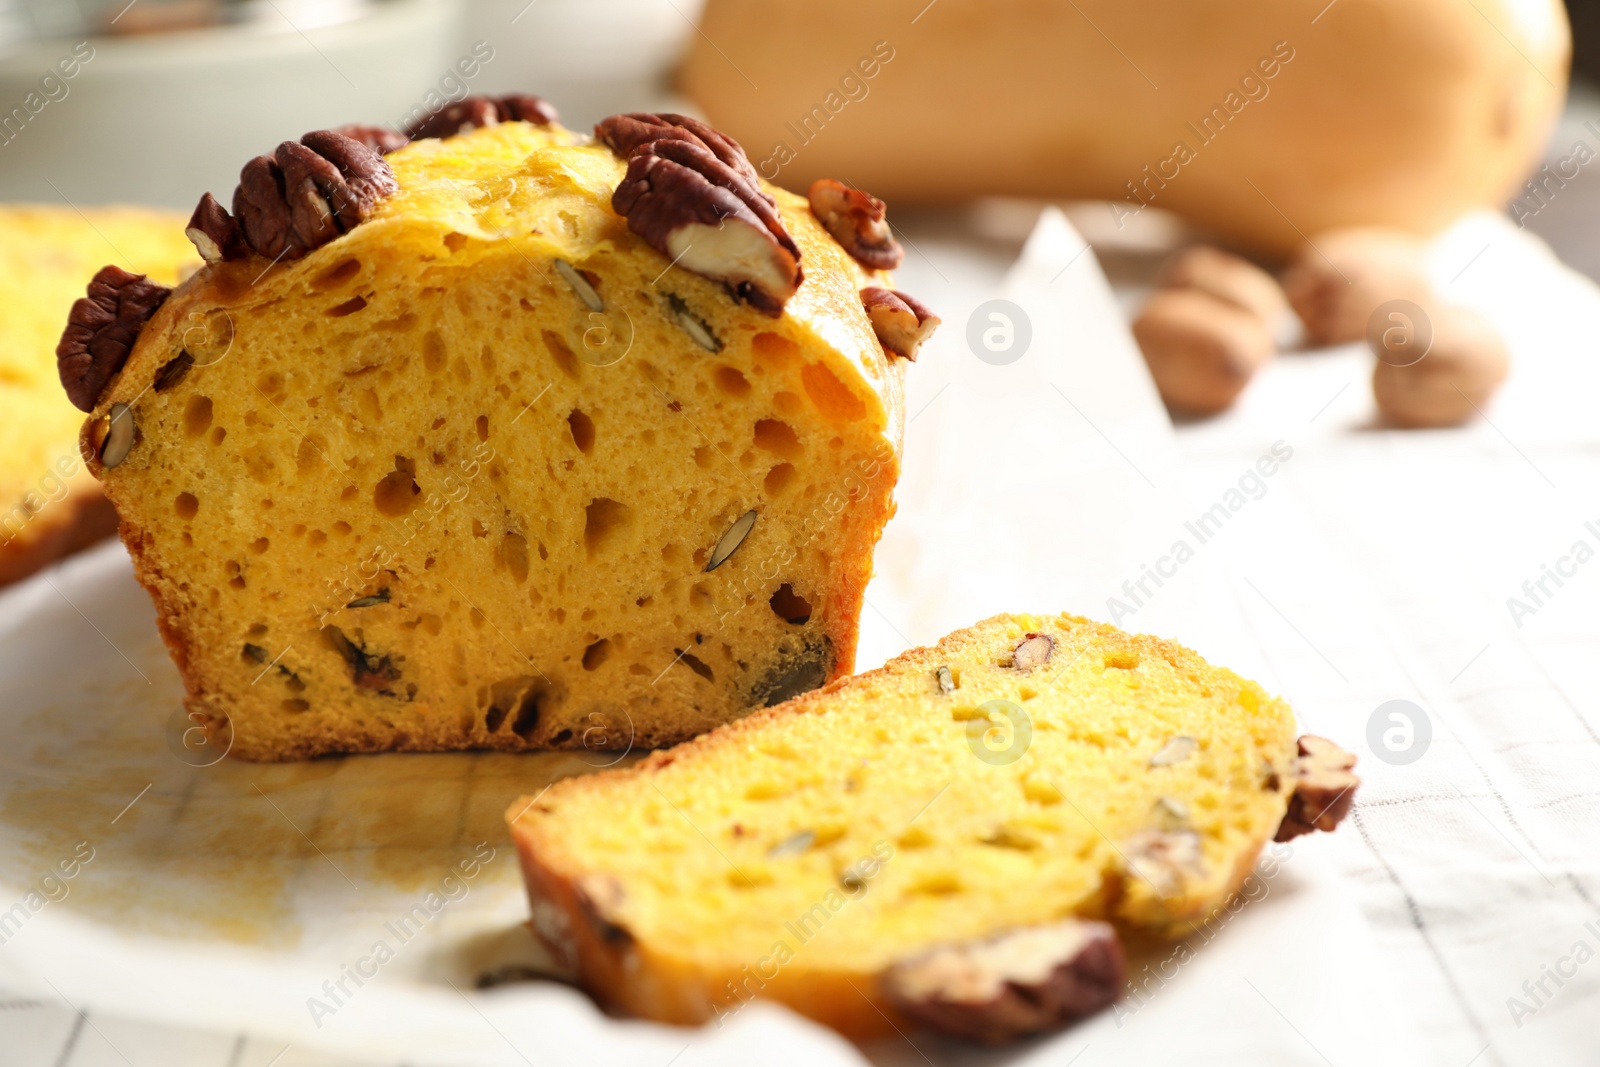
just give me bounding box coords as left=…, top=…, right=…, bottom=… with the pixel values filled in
left=680, top=0, right=1569, bottom=254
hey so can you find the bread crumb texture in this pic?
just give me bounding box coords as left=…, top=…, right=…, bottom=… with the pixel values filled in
left=86, top=121, right=903, bottom=760
left=508, top=612, right=1300, bottom=1036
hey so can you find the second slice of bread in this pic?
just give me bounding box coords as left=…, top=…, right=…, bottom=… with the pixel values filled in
left=508, top=612, right=1350, bottom=1041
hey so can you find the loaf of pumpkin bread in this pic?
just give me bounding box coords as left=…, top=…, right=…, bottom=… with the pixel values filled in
left=57, top=98, right=932, bottom=760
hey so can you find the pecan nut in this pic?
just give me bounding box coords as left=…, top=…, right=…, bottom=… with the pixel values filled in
left=329, top=123, right=410, bottom=156
left=222, top=130, right=397, bottom=262
left=276, top=141, right=346, bottom=251
left=299, top=130, right=399, bottom=229
left=881, top=920, right=1125, bottom=1044
left=1010, top=632, right=1054, bottom=671
left=612, top=137, right=802, bottom=316
left=1275, top=735, right=1359, bottom=842
left=595, top=112, right=761, bottom=184
left=56, top=265, right=172, bottom=411
left=405, top=93, right=558, bottom=140
left=861, top=287, right=940, bottom=360
left=232, top=154, right=298, bottom=261
left=808, top=178, right=903, bottom=270
left=185, top=193, right=245, bottom=264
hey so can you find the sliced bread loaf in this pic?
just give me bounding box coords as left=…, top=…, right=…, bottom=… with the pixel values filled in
left=58, top=102, right=924, bottom=759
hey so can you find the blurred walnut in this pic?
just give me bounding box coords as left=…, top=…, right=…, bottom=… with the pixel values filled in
left=1158, top=245, right=1289, bottom=329
left=1372, top=305, right=1508, bottom=427
left=1133, top=288, right=1273, bottom=415
left=1281, top=228, right=1433, bottom=346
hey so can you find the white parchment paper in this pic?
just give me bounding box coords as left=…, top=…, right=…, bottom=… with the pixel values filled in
left=0, top=212, right=1423, bottom=1066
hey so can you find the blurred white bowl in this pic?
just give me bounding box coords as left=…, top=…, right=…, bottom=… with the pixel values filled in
left=0, top=0, right=461, bottom=210
left=460, top=0, right=703, bottom=129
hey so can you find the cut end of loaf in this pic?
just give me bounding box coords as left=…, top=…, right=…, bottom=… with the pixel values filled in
left=83, top=120, right=904, bottom=760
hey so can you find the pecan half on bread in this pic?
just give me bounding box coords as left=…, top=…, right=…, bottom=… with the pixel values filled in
left=861, top=287, right=940, bottom=360
left=186, top=130, right=398, bottom=264
left=406, top=94, right=558, bottom=140
left=329, top=123, right=411, bottom=156
left=57, top=265, right=171, bottom=411
left=598, top=113, right=802, bottom=316
left=595, top=112, right=761, bottom=183
left=1275, top=735, right=1360, bottom=842
left=808, top=178, right=903, bottom=270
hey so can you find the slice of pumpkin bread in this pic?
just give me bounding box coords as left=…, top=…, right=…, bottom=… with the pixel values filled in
left=57, top=100, right=927, bottom=759
left=507, top=612, right=1359, bottom=1042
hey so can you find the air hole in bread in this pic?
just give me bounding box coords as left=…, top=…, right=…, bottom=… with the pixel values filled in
left=543, top=329, right=580, bottom=380
left=500, top=532, right=529, bottom=583
left=801, top=362, right=867, bottom=421
left=313, top=258, right=362, bottom=289
left=753, top=418, right=803, bottom=459
left=752, top=331, right=799, bottom=367
left=714, top=366, right=751, bottom=397
left=423, top=331, right=447, bottom=374
left=443, top=232, right=468, bottom=253
left=769, top=584, right=812, bottom=625
left=183, top=396, right=213, bottom=438
left=373, top=457, right=421, bottom=517
left=582, top=639, right=612, bottom=672
left=174, top=492, right=199, bottom=519
left=583, top=498, right=629, bottom=557
left=358, top=388, right=382, bottom=424
left=764, top=463, right=795, bottom=495
left=568, top=410, right=595, bottom=454
left=512, top=687, right=547, bottom=739
left=485, top=675, right=535, bottom=733
left=327, top=296, right=368, bottom=317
